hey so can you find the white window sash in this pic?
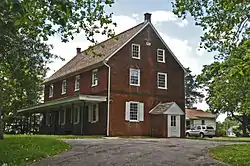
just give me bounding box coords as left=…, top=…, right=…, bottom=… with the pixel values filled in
left=157, top=49, right=165, bottom=63
left=157, top=72, right=167, bottom=89
left=58, top=109, right=66, bottom=125
left=129, top=68, right=140, bottom=86
left=92, top=69, right=98, bottom=87
left=125, top=101, right=144, bottom=122
left=61, top=80, right=67, bottom=94
left=74, top=106, right=80, bottom=124
left=75, top=75, right=80, bottom=91
left=131, top=44, right=140, bottom=59
left=88, top=103, right=99, bottom=123
left=49, top=84, right=53, bottom=98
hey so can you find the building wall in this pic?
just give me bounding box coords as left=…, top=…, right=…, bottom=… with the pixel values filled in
left=44, top=66, right=108, bottom=102
left=108, top=25, right=185, bottom=137
left=150, top=115, right=167, bottom=137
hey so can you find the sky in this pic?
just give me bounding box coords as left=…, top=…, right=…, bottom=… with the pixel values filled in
left=46, top=0, right=226, bottom=122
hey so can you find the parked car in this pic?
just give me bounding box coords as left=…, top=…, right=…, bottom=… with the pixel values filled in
left=185, top=125, right=215, bottom=138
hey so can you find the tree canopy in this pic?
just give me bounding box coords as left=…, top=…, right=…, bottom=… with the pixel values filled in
left=0, top=0, right=116, bottom=139
left=184, top=68, right=204, bottom=108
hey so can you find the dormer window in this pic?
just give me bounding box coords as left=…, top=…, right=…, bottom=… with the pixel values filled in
left=131, top=44, right=140, bottom=59
left=157, top=49, right=165, bottom=63
left=49, top=84, right=53, bottom=98
left=75, top=75, right=80, bottom=91
left=61, top=80, right=67, bottom=94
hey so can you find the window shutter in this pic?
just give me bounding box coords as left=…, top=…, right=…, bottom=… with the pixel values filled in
left=125, top=102, right=130, bottom=121
left=138, top=69, right=140, bottom=86
left=139, top=102, right=144, bottom=121
left=88, top=105, right=92, bottom=122
left=166, top=73, right=168, bottom=89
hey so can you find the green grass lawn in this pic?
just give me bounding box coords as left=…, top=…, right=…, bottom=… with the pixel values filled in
left=0, top=135, right=70, bottom=166
left=210, top=144, right=250, bottom=166
left=187, top=136, right=250, bottom=142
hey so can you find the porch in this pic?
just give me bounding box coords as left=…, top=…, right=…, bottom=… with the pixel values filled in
left=17, top=95, right=107, bottom=135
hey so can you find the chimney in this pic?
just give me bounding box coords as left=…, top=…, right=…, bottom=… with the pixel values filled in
left=76, top=47, right=81, bottom=55
left=144, top=13, right=152, bottom=22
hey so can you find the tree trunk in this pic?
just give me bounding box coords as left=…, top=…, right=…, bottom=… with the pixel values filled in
left=242, top=114, right=248, bottom=137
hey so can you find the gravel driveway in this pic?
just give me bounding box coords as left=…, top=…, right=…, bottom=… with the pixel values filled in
left=33, top=138, right=238, bottom=166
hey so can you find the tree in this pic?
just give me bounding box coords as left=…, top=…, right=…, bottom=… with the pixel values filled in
left=0, top=0, right=116, bottom=139
left=184, top=67, right=204, bottom=108
left=172, top=0, right=250, bottom=136
left=197, top=41, right=250, bottom=136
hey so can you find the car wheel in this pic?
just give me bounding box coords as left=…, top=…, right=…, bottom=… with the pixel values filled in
left=199, top=133, right=204, bottom=138
left=208, top=136, right=213, bottom=138
left=186, top=133, right=190, bottom=137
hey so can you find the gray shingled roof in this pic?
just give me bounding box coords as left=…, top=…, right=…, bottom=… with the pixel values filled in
left=45, top=22, right=147, bottom=83
left=149, top=102, right=175, bottom=114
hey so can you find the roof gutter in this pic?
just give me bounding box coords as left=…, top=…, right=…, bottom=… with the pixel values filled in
left=103, top=59, right=111, bottom=136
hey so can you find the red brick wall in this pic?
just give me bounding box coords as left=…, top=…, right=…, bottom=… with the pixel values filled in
left=108, top=24, right=185, bottom=136
left=44, top=66, right=108, bottom=101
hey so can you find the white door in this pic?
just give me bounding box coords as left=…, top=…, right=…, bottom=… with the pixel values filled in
left=168, top=115, right=181, bottom=137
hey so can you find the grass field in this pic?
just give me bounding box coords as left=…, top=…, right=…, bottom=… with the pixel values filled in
left=187, top=136, right=250, bottom=142
left=0, top=134, right=102, bottom=166
left=210, top=144, right=250, bottom=166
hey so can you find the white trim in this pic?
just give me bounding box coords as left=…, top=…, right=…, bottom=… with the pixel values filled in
left=74, top=75, right=80, bottom=91
left=157, top=72, right=167, bottom=89
left=61, top=80, right=67, bottom=95
left=58, top=108, right=66, bottom=125
left=105, top=22, right=150, bottom=61
left=131, top=44, right=140, bottom=59
left=91, top=69, right=98, bottom=87
left=157, top=49, right=165, bottom=63
left=45, top=112, right=51, bottom=126
left=129, top=68, right=140, bottom=86
left=88, top=103, right=99, bottom=123
left=126, top=101, right=141, bottom=122
left=148, top=23, right=186, bottom=72
left=49, top=84, right=53, bottom=98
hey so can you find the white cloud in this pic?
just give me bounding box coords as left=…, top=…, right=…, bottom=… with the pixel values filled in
left=150, top=10, right=188, bottom=27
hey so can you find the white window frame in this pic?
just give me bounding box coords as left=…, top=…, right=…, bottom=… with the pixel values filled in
left=91, top=69, right=98, bottom=87
left=157, top=49, right=165, bottom=63
left=45, top=112, right=51, bottom=126
left=88, top=103, right=99, bottom=123
left=171, top=115, right=176, bottom=126
left=75, top=75, right=80, bottom=91
left=125, top=101, right=144, bottom=122
left=157, top=72, right=167, bottom=89
left=73, top=106, right=80, bottom=124
left=129, top=68, right=140, bottom=86
left=131, top=44, right=140, bottom=59
left=58, top=109, right=66, bottom=125
left=49, top=84, right=53, bottom=98
left=61, top=80, right=67, bottom=94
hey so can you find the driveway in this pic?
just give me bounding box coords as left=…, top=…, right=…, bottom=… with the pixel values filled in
left=33, top=138, right=237, bottom=166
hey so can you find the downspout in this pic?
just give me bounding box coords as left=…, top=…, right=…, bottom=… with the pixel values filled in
left=103, top=60, right=111, bottom=136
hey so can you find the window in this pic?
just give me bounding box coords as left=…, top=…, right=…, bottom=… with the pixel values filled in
left=88, top=103, right=99, bottom=123
left=49, top=84, right=53, bottom=98
left=91, top=69, right=98, bottom=87
left=45, top=112, right=51, bottom=126
left=171, top=115, right=176, bottom=126
left=157, top=49, right=165, bottom=63
left=157, top=72, right=167, bottom=89
left=61, top=80, right=67, bottom=94
left=125, top=101, right=144, bottom=122
left=73, top=106, right=80, bottom=124
left=129, top=68, right=140, bottom=86
left=207, top=126, right=214, bottom=129
left=201, top=120, right=205, bottom=125
left=131, top=44, right=140, bottom=59
left=197, top=126, right=201, bottom=130
left=75, top=75, right=80, bottom=91
left=59, top=109, right=66, bottom=125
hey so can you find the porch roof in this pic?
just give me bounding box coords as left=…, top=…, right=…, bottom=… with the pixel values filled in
left=149, top=102, right=184, bottom=115
left=17, top=94, right=106, bottom=113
